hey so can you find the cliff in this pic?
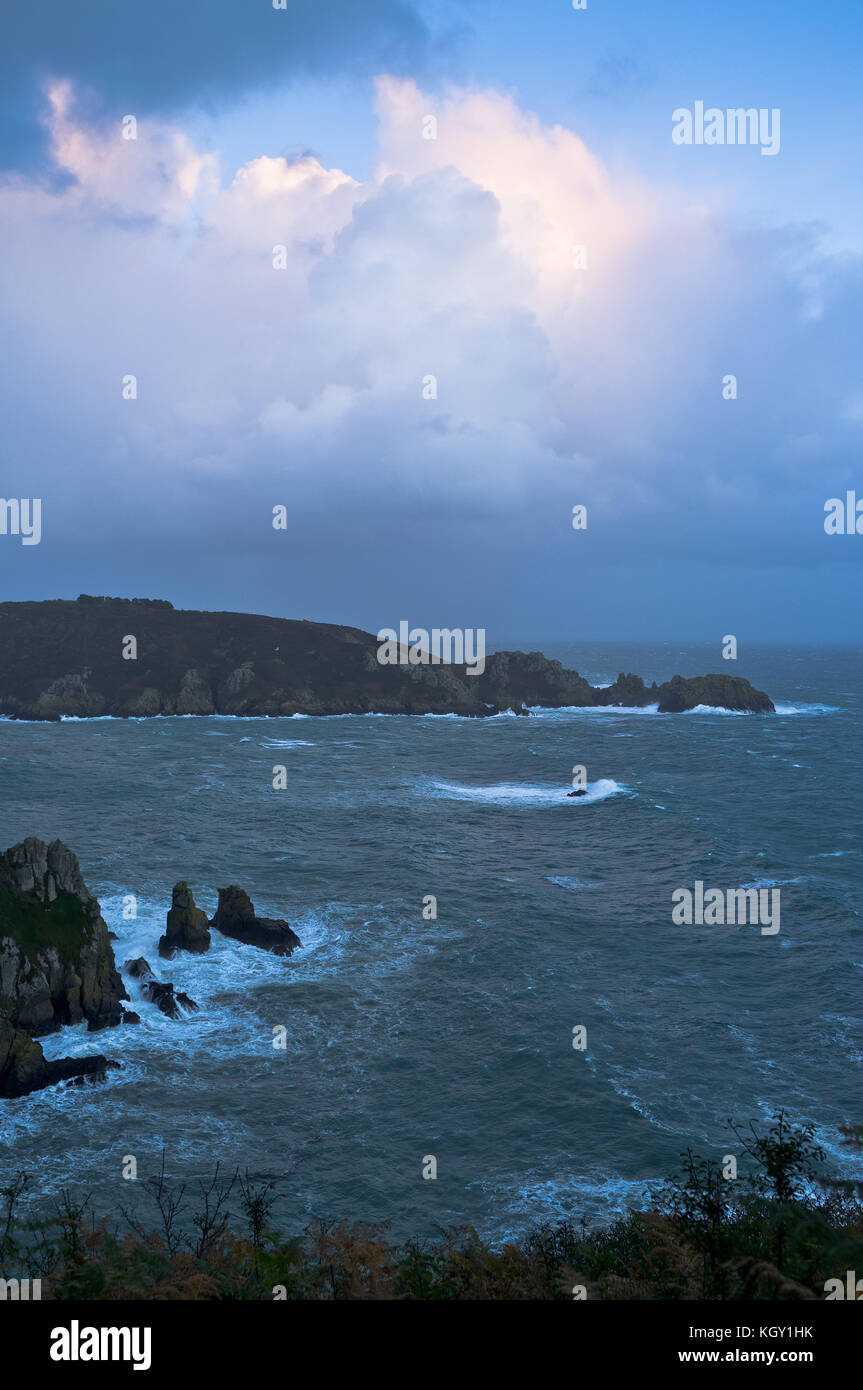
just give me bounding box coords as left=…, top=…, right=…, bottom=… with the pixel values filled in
left=0, top=838, right=127, bottom=1037
left=0, top=597, right=775, bottom=717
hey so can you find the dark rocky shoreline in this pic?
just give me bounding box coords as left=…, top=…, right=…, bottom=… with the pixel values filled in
left=0, top=596, right=775, bottom=718
left=0, top=839, right=301, bottom=1099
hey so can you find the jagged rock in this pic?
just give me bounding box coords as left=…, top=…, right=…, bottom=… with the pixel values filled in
left=123, top=957, right=154, bottom=981
left=0, top=1013, right=113, bottom=1098
left=35, top=672, right=106, bottom=719
left=657, top=677, right=688, bottom=713
left=127, top=687, right=162, bottom=715
left=218, top=662, right=257, bottom=713
left=210, top=886, right=301, bottom=957
left=123, top=957, right=198, bottom=1018
left=158, top=882, right=210, bottom=959
left=596, top=672, right=652, bottom=707
left=65, top=1060, right=121, bottom=1088
left=175, top=668, right=214, bottom=715
left=656, top=674, right=775, bottom=714
left=142, top=980, right=192, bottom=1019
left=567, top=789, right=588, bottom=797
left=475, top=651, right=595, bottom=709
left=0, top=838, right=127, bottom=1036
left=121, top=1010, right=141, bottom=1025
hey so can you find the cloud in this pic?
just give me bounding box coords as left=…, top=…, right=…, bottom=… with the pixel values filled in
left=0, top=76, right=861, bottom=634
left=0, top=0, right=461, bottom=169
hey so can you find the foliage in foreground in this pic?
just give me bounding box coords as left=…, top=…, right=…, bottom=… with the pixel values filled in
left=1, top=1113, right=861, bottom=1300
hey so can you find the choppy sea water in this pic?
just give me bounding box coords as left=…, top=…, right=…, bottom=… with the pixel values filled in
left=0, top=641, right=860, bottom=1241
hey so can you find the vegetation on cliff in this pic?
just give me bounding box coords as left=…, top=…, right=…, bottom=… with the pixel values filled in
left=0, top=839, right=126, bottom=1039
left=0, top=1116, right=859, bottom=1299
left=0, top=841, right=304, bottom=1096
left=0, top=839, right=129, bottom=1095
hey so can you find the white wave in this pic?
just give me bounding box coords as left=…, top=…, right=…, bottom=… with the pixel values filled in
left=547, top=876, right=591, bottom=890
left=260, top=738, right=316, bottom=748
left=473, top=1171, right=654, bottom=1237
left=524, top=703, right=659, bottom=717
left=773, top=702, right=840, bottom=715
left=421, top=777, right=623, bottom=806
left=58, top=714, right=117, bottom=721
left=684, top=704, right=749, bottom=715
left=419, top=711, right=477, bottom=719
left=0, top=713, right=318, bottom=725
left=738, top=876, right=807, bottom=889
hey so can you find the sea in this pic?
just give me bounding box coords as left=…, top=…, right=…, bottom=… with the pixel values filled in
left=0, top=641, right=860, bottom=1242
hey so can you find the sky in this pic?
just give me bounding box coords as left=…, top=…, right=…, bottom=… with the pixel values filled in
left=0, top=0, right=861, bottom=644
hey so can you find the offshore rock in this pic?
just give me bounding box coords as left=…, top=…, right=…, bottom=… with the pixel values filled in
left=0, top=1018, right=113, bottom=1097
left=122, top=957, right=198, bottom=1019
left=0, top=1014, right=113, bottom=1098
left=210, top=886, right=301, bottom=957
left=65, top=1061, right=121, bottom=1088
left=655, top=673, right=775, bottom=714
left=158, top=882, right=211, bottom=958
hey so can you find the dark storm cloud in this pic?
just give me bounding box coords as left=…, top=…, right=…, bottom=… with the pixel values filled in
left=0, top=0, right=451, bottom=167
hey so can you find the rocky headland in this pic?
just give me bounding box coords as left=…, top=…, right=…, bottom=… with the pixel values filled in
left=0, top=838, right=129, bottom=1096
left=0, top=838, right=127, bottom=1037
left=0, top=597, right=775, bottom=717
left=0, top=840, right=301, bottom=1098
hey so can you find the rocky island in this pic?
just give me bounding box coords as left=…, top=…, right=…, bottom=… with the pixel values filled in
left=0, top=597, right=775, bottom=717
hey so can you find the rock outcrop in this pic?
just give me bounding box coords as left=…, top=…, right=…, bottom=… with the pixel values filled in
left=0, top=1015, right=114, bottom=1097
left=123, top=958, right=199, bottom=1019
left=210, top=887, right=301, bottom=957
left=0, top=838, right=126, bottom=1096
left=158, top=882, right=211, bottom=959
left=0, top=597, right=776, bottom=717
left=654, top=673, right=775, bottom=714
left=0, top=838, right=127, bottom=1036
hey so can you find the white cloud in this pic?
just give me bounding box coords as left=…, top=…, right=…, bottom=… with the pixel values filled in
left=0, top=75, right=859, bottom=559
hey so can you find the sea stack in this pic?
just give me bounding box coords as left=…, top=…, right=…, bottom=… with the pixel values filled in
left=158, top=882, right=211, bottom=958
left=210, top=886, right=301, bottom=957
